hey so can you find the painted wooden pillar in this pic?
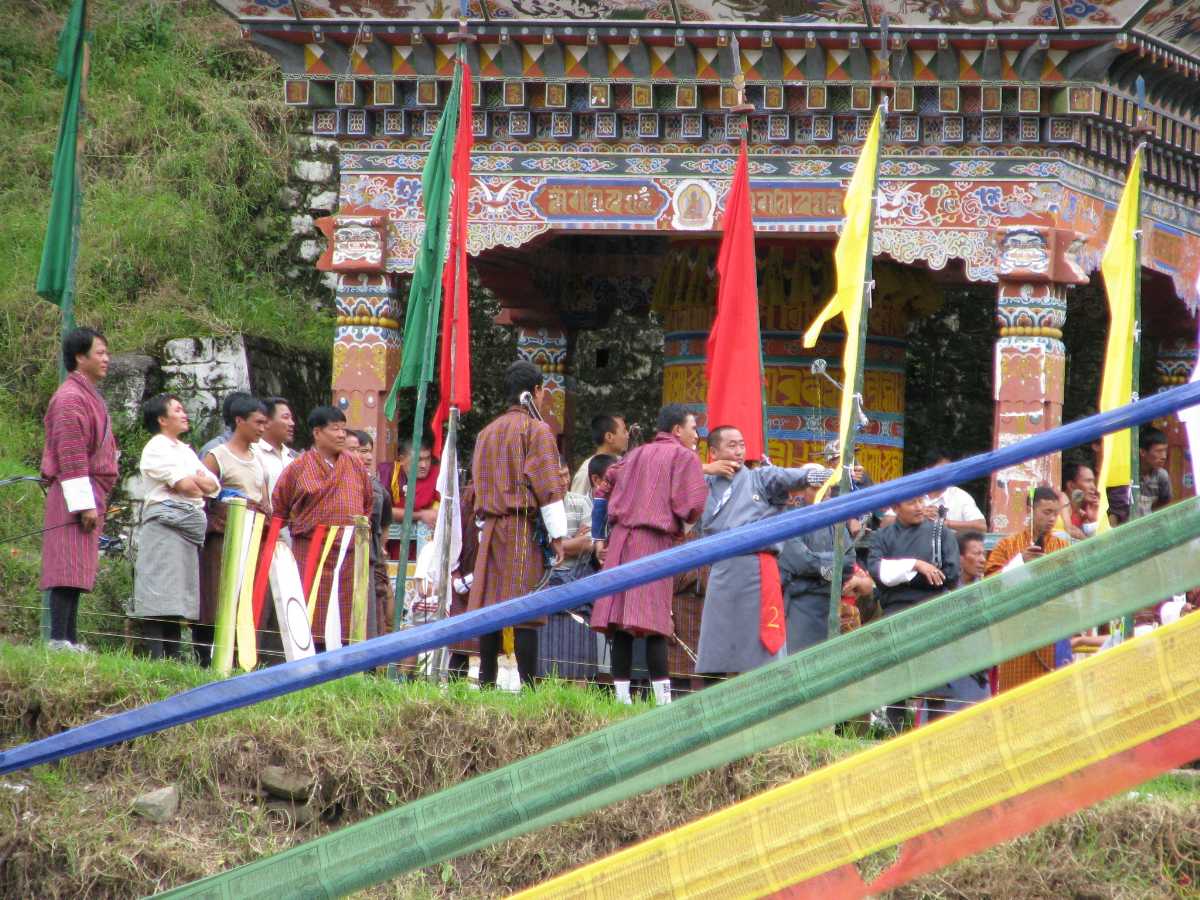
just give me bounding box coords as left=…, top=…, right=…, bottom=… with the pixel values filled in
left=332, top=272, right=402, bottom=461
left=987, top=226, right=1086, bottom=533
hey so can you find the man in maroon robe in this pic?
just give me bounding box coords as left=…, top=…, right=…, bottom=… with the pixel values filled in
left=272, top=406, right=373, bottom=651
left=590, top=404, right=713, bottom=705
left=469, top=361, right=566, bottom=687
left=40, top=328, right=119, bottom=652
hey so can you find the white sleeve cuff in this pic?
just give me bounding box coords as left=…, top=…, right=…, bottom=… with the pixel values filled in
left=61, top=476, right=96, bottom=513
left=540, top=501, right=568, bottom=540
left=1001, top=552, right=1025, bottom=574
left=879, top=558, right=919, bottom=587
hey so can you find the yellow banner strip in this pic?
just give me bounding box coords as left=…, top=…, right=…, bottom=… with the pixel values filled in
left=514, top=611, right=1200, bottom=900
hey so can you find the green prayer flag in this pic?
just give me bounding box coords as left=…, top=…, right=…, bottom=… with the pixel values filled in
left=36, top=0, right=89, bottom=308
left=385, top=63, right=463, bottom=419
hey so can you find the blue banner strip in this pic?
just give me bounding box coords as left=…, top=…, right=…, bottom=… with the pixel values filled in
left=2, top=380, right=1198, bottom=775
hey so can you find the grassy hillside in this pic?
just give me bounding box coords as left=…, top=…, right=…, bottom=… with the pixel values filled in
left=0, top=0, right=331, bottom=468
left=1, top=643, right=1197, bottom=897
left=0, top=0, right=336, bottom=635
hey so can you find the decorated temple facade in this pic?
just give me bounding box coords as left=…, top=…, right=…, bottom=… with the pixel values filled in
left=214, top=0, right=1200, bottom=531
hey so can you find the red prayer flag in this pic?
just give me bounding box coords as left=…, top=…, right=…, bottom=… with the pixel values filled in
left=252, top=516, right=285, bottom=628
left=301, top=523, right=328, bottom=599
left=431, top=58, right=474, bottom=457
left=705, top=139, right=764, bottom=460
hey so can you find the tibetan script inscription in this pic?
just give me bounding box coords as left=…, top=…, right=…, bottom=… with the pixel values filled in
left=749, top=186, right=843, bottom=219
left=533, top=182, right=668, bottom=220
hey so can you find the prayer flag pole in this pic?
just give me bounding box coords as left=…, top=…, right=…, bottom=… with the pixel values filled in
left=36, top=0, right=90, bottom=641
left=429, top=24, right=474, bottom=681
left=383, top=51, right=468, bottom=635
left=1128, top=77, right=1150, bottom=524
left=803, top=101, right=886, bottom=640
left=1095, top=83, right=1147, bottom=641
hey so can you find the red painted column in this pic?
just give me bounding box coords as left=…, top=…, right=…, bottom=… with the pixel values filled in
left=987, top=227, right=1085, bottom=533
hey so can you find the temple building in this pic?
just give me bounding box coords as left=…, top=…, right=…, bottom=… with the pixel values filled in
left=212, top=0, right=1199, bottom=531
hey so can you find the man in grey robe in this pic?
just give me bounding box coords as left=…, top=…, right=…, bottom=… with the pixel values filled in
left=867, top=495, right=960, bottom=617
left=695, top=426, right=817, bottom=676
left=778, top=467, right=857, bottom=654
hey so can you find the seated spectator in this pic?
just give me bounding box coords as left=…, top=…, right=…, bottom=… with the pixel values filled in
left=195, top=396, right=271, bottom=667
left=134, top=395, right=218, bottom=660
left=1059, top=459, right=1100, bottom=541
left=914, top=530, right=991, bottom=725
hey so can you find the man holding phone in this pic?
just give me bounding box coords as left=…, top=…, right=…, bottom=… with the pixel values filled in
left=985, top=485, right=1070, bottom=691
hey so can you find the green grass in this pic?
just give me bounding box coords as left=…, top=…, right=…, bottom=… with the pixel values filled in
left=2, top=642, right=1198, bottom=897
left=0, top=0, right=331, bottom=460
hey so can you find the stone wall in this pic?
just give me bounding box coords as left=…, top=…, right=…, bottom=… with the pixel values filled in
left=279, top=134, right=340, bottom=308
left=103, top=336, right=330, bottom=449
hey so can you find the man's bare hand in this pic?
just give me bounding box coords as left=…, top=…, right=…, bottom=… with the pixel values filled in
left=921, top=505, right=939, bottom=521
left=703, top=460, right=738, bottom=478
left=1020, top=544, right=1044, bottom=563
left=913, top=559, right=945, bottom=585
left=79, top=509, right=99, bottom=532
left=550, top=537, right=564, bottom=566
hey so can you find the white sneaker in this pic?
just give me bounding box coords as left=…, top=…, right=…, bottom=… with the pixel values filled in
left=67, top=642, right=91, bottom=654
left=46, top=639, right=73, bottom=652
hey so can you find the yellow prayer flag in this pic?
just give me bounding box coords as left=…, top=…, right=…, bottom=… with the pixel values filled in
left=1095, top=147, right=1142, bottom=532
left=802, top=106, right=883, bottom=496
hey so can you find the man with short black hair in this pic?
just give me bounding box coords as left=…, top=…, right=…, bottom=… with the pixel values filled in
left=570, top=413, right=630, bottom=494
left=40, top=328, right=120, bottom=652
left=958, top=530, right=986, bottom=584
left=1138, top=428, right=1172, bottom=517
left=469, top=361, right=567, bottom=687
left=253, top=396, right=298, bottom=499
left=379, top=435, right=440, bottom=560
left=985, top=485, right=1070, bottom=691
left=696, top=426, right=819, bottom=676
left=868, top=495, right=961, bottom=618
left=1060, top=459, right=1099, bottom=540
left=271, top=406, right=373, bottom=651
left=200, top=391, right=254, bottom=457
left=591, top=404, right=708, bottom=704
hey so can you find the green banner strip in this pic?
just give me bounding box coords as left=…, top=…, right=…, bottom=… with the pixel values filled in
left=160, top=498, right=1200, bottom=899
